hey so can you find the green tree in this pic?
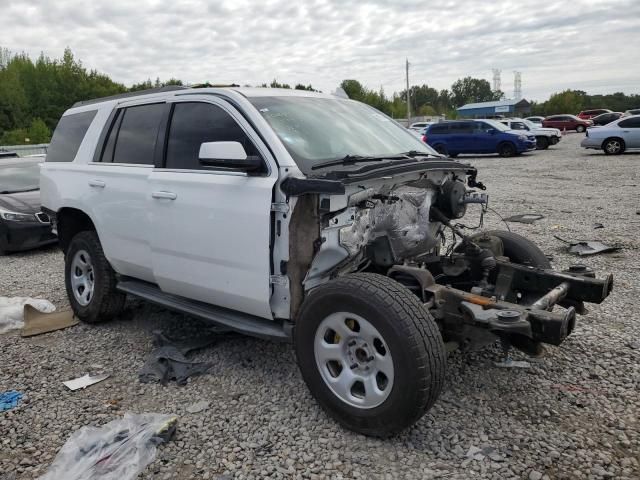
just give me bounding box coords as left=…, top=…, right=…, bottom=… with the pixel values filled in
left=542, top=90, right=587, bottom=115
left=450, top=77, right=500, bottom=107
left=28, top=118, right=50, bottom=143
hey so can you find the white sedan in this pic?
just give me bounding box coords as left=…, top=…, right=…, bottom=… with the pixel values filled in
left=581, top=115, right=640, bottom=154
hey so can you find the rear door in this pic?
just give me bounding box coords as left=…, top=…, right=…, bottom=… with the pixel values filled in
left=618, top=117, right=640, bottom=147
left=84, top=101, right=167, bottom=282
left=148, top=96, right=278, bottom=319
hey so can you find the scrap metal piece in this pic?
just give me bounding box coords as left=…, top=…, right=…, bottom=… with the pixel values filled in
left=504, top=214, right=544, bottom=224
left=63, top=374, right=110, bottom=391
left=554, top=235, right=621, bottom=256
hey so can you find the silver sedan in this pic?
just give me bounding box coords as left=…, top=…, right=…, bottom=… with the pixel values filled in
left=581, top=115, right=640, bottom=154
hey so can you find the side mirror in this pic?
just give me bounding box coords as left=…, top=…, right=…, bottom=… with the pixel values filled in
left=487, top=128, right=496, bottom=134
left=198, top=141, right=261, bottom=171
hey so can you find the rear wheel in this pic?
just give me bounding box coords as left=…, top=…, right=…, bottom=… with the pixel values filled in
left=434, top=144, right=448, bottom=156
left=295, top=273, right=446, bottom=437
left=65, top=231, right=125, bottom=323
left=603, top=138, right=625, bottom=155
left=576, top=125, right=586, bottom=133
left=498, top=142, right=517, bottom=157
left=535, top=136, right=549, bottom=150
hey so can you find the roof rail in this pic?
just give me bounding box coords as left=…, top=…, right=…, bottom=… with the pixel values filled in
left=72, top=85, right=190, bottom=107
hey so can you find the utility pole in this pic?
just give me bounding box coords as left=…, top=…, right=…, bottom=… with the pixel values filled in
left=405, top=58, right=411, bottom=124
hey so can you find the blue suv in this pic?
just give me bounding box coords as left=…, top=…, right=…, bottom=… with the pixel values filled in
left=424, top=119, right=537, bottom=157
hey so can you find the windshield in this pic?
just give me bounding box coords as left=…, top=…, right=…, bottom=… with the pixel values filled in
left=481, top=119, right=510, bottom=131
left=0, top=161, right=41, bottom=193
left=248, top=96, right=437, bottom=172
left=522, top=119, right=537, bottom=129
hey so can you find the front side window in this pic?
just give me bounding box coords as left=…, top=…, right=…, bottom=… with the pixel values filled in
left=511, top=122, right=527, bottom=130
left=248, top=96, right=436, bottom=173
left=165, top=102, right=260, bottom=170
left=46, top=110, right=97, bottom=162
left=112, top=103, right=165, bottom=165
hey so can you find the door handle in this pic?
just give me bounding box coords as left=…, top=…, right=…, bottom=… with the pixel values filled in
left=152, top=191, right=177, bottom=200
left=88, top=179, right=105, bottom=188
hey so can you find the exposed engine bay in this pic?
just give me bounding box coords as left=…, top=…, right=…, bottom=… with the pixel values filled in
left=283, top=160, right=612, bottom=355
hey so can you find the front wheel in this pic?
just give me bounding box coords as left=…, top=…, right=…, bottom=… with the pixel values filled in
left=536, top=136, right=550, bottom=150
left=295, top=273, right=446, bottom=437
left=498, top=142, right=517, bottom=157
left=65, top=230, right=126, bottom=323
left=576, top=125, right=586, bottom=133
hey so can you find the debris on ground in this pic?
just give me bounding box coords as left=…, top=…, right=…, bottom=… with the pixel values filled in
left=0, top=390, right=23, bottom=411
left=593, top=222, right=604, bottom=229
left=554, top=235, right=622, bottom=256
left=185, top=400, right=210, bottom=413
left=138, top=329, right=228, bottom=385
left=39, top=413, right=177, bottom=480
left=0, top=297, right=55, bottom=334
left=21, top=305, right=78, bottom=337
left=63, top=373, right=110, bottom=391
left=504, top=213, right=544, bottom=224
left=493, top=358, right=531, bottom=369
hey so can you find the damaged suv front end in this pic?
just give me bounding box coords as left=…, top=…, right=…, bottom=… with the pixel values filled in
left=249, top=92, right=612, bottom=436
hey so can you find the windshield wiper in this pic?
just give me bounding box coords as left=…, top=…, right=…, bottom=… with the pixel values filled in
left=0, top=187, right=39, bottom=194
left=400, top=150, right=440, bottom=158
left=311, top=154, right=408, bottom=170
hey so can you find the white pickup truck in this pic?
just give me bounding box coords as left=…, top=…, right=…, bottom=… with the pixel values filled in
left=41, top=87, right=612, bottom=436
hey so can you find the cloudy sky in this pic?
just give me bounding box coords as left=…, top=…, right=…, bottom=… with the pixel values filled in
left=2, top=0, right=639, bottom=100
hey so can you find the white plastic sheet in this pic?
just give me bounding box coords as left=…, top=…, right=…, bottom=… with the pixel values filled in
left=39, top=413, right=177, bottom=480
left=0, top=296, right=55, bottom=333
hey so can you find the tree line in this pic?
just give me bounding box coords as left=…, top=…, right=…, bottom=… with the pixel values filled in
left=1, top=47, right=638, bottom=145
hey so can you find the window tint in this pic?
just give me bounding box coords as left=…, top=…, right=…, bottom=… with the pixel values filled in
left=450, top=122, right=473, bottom=134
left=165, top=102, right=259, bottom=170
left=46, top=110, right=97, bottom=162
left=112, top=103, right=165, bottom=165
left=428, top=124, right=448, bottom=134
left=475, top=122, right=494, bottom=132
left=511, top=122, right=527, bottom=130
left=619, top=117, right=640, bottom=128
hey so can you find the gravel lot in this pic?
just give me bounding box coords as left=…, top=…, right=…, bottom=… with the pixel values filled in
left=1, top=133, right=639, bottom=479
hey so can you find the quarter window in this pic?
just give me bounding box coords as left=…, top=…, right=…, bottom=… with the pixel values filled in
left=165, top=102, right=260, bottom=170
left=46, top=110, right=97, bottom=162
left=111, top=103, right=165, bottom=165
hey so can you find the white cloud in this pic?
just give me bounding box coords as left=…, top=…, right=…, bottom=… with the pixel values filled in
left=2, top=0, right=639, bottom=100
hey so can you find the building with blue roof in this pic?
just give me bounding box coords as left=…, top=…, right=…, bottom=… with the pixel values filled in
left=456, top=99, right=531, bottom=118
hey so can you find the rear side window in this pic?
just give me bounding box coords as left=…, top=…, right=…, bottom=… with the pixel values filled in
left=165, top=102, right=260, bottom=170
left=428, top=124, right=448, bottom=134
left=46, top=110, right=97, bottom=162
left=619, top=117, right=640, bottom=128
left=111, top=103, right=165, bottom=165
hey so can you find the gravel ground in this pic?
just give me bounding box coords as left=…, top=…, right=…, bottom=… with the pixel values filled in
left=1, top=133, right=639, bottom=479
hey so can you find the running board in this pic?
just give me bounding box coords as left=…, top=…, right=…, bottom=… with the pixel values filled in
left=116, top=278, right=290, bottom=342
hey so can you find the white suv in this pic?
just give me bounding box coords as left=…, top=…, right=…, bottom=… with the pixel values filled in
left=41, top=87, right=612, bottom=436
left=499, top=118, right=562, bottom=150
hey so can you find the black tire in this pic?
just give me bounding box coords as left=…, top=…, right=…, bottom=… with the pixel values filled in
left=550, top=136, right=559, bottom=145
left=576, top=125, right=586, bottom=133
left=498, top=142, right=516, bottom=157
left=295, top=273, right=446, bottom=437
left=65, top=230, right=126, bottom=323
left=602, top=137, right=625, bottom=155
left=535, top=136, right=549, bottom=150
left=434, top=144, right=448, bottom=156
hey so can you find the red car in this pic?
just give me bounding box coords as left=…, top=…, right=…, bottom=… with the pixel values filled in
left=542, top=115, right=592, bottom=133
left=577, top=109, right=612, bottom=120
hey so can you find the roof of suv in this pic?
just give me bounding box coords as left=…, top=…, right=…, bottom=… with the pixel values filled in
left=72, top=86, right=336, bottom=108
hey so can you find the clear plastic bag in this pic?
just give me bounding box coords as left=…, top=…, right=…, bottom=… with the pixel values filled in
left=39, top=413, right=177, bottom=480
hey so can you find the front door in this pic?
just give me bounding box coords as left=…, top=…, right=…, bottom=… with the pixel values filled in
left=618, top=117, right=640, bottom=148
left=148, top=98, right=278, bottom=319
